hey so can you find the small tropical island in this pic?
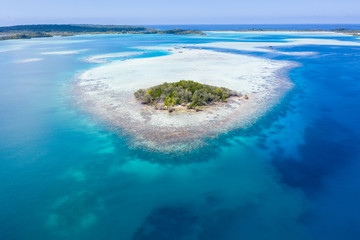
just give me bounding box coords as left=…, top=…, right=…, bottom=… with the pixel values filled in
left=134, top=80, right=243, bottom=112
left=76, top=48, right=295, bottom=152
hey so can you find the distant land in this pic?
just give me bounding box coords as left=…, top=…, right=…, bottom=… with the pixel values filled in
left=1, top=24, right=359, bottom=41
left=0, top=24, right=206, bottom=40
left=235, top=27, right=360, bottom=36
left=146, top=24, right=360, bottom=35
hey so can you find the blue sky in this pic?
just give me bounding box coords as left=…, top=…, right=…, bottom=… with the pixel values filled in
left=1, top=0, right=360, bottom=26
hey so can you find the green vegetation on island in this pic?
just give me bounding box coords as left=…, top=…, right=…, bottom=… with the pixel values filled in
left=0, top=24, right=205, bottom=41
left=330, top=28, right=360, bottom=36
left=134, top=80, right=241, bottom=112
left=0, top=31, right=53, bottom=40
left=161, top=29, right=206, bottom=35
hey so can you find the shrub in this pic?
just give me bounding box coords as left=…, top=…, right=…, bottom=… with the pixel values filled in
left=134, top=80, right=241, bottom=112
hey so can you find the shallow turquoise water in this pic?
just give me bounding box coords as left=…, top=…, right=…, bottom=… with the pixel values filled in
left=1, top=32, right=360, bottom=240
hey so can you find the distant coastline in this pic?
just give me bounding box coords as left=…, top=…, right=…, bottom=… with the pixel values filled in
left=146, top=24, right=360, bottom=35
left=1, top=24, right=359, bottom=41
left=205, top=29, right=360, bottom=36
left=0, top=24, right=205, bottom=41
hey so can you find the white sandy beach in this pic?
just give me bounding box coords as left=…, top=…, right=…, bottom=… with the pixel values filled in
left=75, top=48, right=295, bottom=152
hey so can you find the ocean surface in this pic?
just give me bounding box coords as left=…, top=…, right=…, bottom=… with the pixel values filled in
left=1, top=26, right=360, bottom=240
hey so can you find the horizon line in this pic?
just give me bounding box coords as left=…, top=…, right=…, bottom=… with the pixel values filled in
left=1, top=23, right=360, bottom=27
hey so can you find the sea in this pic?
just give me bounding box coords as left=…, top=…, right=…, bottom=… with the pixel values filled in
left=0, top=25, right=360, bottom=240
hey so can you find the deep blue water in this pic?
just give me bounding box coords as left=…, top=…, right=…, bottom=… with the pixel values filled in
left=0, top=29, right=360, bottom=240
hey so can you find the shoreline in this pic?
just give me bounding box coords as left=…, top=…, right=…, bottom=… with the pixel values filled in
left=1, top=28, right=359, bottom=42
left=0, top=24, right=205, bottom=41
left=73, top=48, right=297, bottom=152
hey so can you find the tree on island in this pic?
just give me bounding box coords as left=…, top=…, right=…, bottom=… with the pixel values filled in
left=134, top=80, right=242, bottom=112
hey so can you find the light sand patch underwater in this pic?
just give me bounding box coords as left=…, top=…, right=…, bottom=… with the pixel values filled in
left=83, top=51, right=146, bottom=63
left=74, top=48, right=296, bottom=152
left=14, top=58, right=43, bottom=63
left=41, top=49, right=88, bottom=55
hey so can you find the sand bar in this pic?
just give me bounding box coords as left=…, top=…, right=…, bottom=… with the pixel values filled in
left=194, top=38, right=360, bottom=56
